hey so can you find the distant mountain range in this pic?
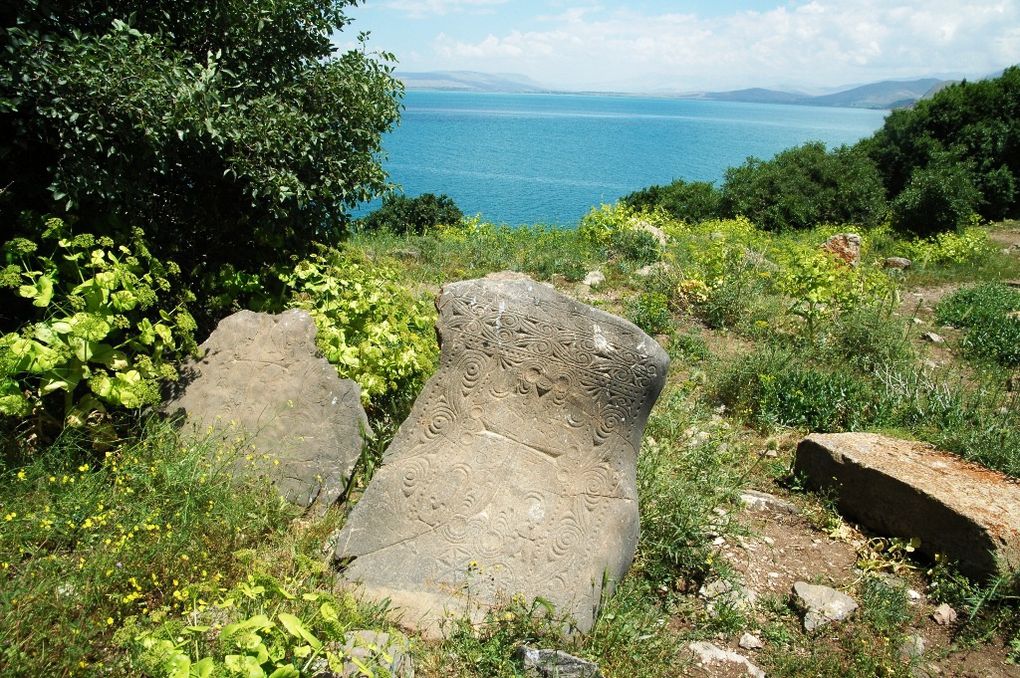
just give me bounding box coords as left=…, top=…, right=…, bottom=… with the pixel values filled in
left=397, top=71, right=549, bottom=93
left=398, top=70, right=1001, bottom=109
left=683, top=78, right=946, bottom=109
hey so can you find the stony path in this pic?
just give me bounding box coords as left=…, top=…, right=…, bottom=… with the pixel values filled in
left=685, top=485, right=1020, bottom=677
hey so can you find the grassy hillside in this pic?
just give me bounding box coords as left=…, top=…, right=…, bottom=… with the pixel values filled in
left=3, top=209, right=1018, bottom=676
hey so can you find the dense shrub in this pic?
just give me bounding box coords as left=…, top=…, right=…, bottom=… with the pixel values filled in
left=864, top=66, right=1020, bottom=225
left=359, top=193, right=464, bottom=235
left=622, top=179, right=722, bottom=224
left=936, top=283, right=1020, bottom=366
left=890, top=157, right=982, bottom=236
left=720, top=142, right=888, bottom=231
left=279, top=246, right=438, bottom=412
left=1, top=1, right=402, bottom=277
left=0, top=219, right=196, bottom=432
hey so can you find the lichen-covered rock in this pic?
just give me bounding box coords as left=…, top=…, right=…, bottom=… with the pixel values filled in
left=164, top=309, right=369, bottom=513
left=823, top=233, right=862, bottom=267
left=792, top=581, right=858, bottom=631
left=515, top=646, right=603, bottom=678
left=333, top=273, right=668, bottom=636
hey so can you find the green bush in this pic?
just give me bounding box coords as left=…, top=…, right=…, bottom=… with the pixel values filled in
left=936, top=283, right=1020, bottom=366
left=0, top=219, right=196, bottom=432
left=2, top=1, right=402, bottom=278
left=279, top=246, right=438, bottom=412
left=669, top=332, right=711, bottom=363
left=720, top=142, right=888, bottom=231
left=626, top=292, right=673, bottom=336
left=611, top=228, right=660, bottom=266
left=864, top=66, right=1020, bottom=224
left=823, top=304, right=916, bottom=372
left=891, top=158, right=981, bottom=236
left=359, top=193, right=464, bottom=235
left=622, top=179, right=722, bottom=224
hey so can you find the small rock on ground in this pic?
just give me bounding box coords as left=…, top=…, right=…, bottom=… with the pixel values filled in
left=312, top=630, right=413, bottom=678
left=932, top=603, right=958, bottom=626
left=582, top=270, right=605, bottom=287
left=922, top=331, right=946, bottom=344
left=792, top=581, right=858, bottom=631
left=739, top=490, right=798, bottom=515
left=884, top=256, right=913, bottom=269
left=515, top=646, right=603, bottom=678
left=688, top=641, right=766, bottom=678
left=899, top=634, right=926, bottom=660
left=739, top=633, right=764, bottom=650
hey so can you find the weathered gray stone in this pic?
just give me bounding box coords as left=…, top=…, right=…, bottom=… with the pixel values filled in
left=931, top=603, right=958, bottom=626
left=333, top=274, right=668, bottom=636
left=884, top=256, right=913, bottom=270
left=515, top=646, right=603, bottom=678
left=794, top=433, right=1020, bottom=582
left=164, top=310, right=369, bottom=513
left=823, top=233, right=862, bottom=267
left=581, top=270, right=606, bottom=287
left=739, top=489, right=798, bottom=514
left=921, top=331, right=946, bottom=344
left=739, top=633, right=764, bottom=650
left=688, top=642, right=766, bottom=678
left=792, top=581, right=858, bottom=631
left=312, top=630, right=414, bottom=678
left=899, top=634, right=926, bottom=660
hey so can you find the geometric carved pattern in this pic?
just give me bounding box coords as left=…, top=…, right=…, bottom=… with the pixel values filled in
left=333, top=274, right=668, bottom=635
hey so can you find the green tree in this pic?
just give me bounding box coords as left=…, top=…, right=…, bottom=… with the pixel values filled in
left=621, top=179, right=722, bottom=224
left=1, top=1, right=402, bottom=277
left=358, top=193, right=464, bottom=235
left=862, top=66, right=1020, bottom=226
left=720, top=142, right=887, bottom=231
left=891, top=155, right=981, bottom=236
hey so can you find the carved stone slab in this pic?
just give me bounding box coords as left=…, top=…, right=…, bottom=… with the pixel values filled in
left=165, top=309, right=370, bottom=513
left=333, top=273, right=668, bottom=635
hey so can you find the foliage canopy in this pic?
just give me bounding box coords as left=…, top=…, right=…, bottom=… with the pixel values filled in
left=1, top=0, right=403, bottom=276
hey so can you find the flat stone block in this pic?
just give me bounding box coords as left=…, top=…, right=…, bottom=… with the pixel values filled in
left=794, top=433, right=1020, bottom=581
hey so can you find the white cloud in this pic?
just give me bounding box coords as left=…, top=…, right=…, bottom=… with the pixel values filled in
left=429, top=0, right=1020, bottom=91
left=383, top=0, right=508, bottom=19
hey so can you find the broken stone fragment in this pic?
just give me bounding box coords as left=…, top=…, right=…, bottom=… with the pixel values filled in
left=794, top=432, right=1020, bottom=582
left=883, top=256, right=913, bottom=269
left=688, top=641, right=766, bottom=678
left=163, top=309, right=370, bottom=514
left=515, top=646, right=603, bottom=678
left=931, top=603, right=958, bottom=626
left=333, top=273, right=669, bottom=636
left=823, top=233, right=862, bottom=267
left=792, top=581, right=858, bottom=631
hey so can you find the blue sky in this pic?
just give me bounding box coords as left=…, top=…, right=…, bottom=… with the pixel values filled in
left=343, top=0, right=1020, bottom=92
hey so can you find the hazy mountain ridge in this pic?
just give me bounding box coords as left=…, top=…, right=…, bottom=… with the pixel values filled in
left=397, top=71, right=549, bottom=93
left=397, top=70, right=1014, bottom=110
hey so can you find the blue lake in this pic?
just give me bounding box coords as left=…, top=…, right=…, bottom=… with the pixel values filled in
left=363, top=91, right=889, bottom=226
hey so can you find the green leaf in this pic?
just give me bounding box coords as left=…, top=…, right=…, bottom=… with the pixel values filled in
left=267, top=666, right=300, bottom=678
left=319, top=602, right=339, bottom=623
left=190, top=657, right=215, bottom=678
left=223, top=654, right=266, bottom=678
left=277, top=612, right=321, bottom=650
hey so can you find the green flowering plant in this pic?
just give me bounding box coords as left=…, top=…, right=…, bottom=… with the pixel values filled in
left=278, top=246, right=438, bottom=411
left=1, top=219, right=197, bottom=428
